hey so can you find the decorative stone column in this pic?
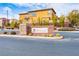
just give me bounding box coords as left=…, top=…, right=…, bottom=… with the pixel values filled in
left=48, top=20, right=54, bottom=34
left=64, top=17, right=70, bottom=27
left=19, top=23, right=27, bottom=35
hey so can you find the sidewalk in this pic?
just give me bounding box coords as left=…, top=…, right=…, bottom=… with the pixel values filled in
left=0, top=34, right=63, bottom=40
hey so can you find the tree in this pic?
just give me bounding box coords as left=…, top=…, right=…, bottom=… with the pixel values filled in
left=10, top=20, right=17, bottom=29
left=37, top=17, right=40, bottom=25
left=67, top=10, right=79, bottom=27
left=42, top=19, right=45, bottom=25
left=15, top=21, right=20, bottom=28
left=38, top=17, right=42, bottom=25
left=45, top=18, right=49, bottom=25
left=5, top=22, right=10, bottom=27
left=59, top=15, right=65, bottom=27
left=52, top=15, right=57, bottom=26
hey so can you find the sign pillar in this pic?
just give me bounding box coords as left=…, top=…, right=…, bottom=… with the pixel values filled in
left=19, top=24, right=27, bottom=35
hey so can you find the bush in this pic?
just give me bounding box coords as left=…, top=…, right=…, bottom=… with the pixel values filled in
left=11, top=31, right=16, bottom=35
left=28, top=33, right=32, bottom=36
left=58, top=27, right=75, bottom=31
left=56, top=33, right=60, bottom=37
left=48, top=34, right=53, bottom=37
left=4, top=32, right=8, bottom=34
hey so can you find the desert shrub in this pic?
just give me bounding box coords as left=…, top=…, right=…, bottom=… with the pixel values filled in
left=4, top=32, right=8, bottom=34
left=11, top=31, right=16, bottom=35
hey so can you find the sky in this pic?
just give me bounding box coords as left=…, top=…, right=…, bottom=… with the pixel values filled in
left=0, top=3, right=79, bottom=19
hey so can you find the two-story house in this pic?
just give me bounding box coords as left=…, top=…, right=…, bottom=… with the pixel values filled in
left=19, top=8, right=56, bottom=25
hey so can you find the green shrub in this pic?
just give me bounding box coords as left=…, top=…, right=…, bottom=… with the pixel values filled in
left=56, top=33, right=60, bottom=37
left=48, top=34, right=53, bottom=37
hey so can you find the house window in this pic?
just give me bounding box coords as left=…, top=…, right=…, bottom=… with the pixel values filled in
left=24, top=16, right=29, bottom=21
left=48, top=10, right=52, bottom=15
left=31, top=12, right=36, bottom=16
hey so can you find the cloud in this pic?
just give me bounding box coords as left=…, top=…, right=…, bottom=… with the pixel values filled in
left=14, top=3, right=46, bottom=10
left=1, top=7, right=13, bottom=19
left=3, top=7, right=12, bottom=12
left=14, top=3, right=66, bottom=16
left=2, top=7, right=13, bottom=16
left=14, top=3, right=32, bottom=7
left=13, top=3, right=65, bottom=17
left=0, top=14, right=19, bottom=19
left=0, top=7, right=19, bottom=19
left=45, top=3, right=79, bottom=16
left=0, top=14, right=7, bottom=18
left=7, top=3, right=79, bottom=19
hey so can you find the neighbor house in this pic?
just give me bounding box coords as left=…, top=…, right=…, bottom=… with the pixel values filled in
left=0, top=18, right=9, bottom=28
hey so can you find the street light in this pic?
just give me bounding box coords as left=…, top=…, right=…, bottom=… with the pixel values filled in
left=7, top=10, right=8, bottom=19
